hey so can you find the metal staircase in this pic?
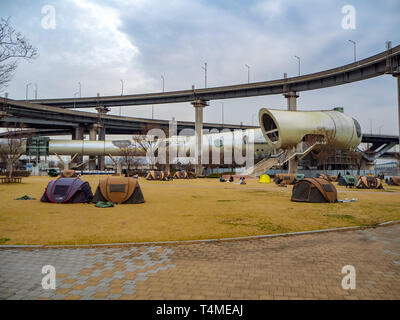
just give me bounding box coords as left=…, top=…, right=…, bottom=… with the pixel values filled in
left=244, top=139, right=325, bottom=177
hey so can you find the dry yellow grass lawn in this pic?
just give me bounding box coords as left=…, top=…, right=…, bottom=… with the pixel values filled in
left=0, top=176, right=399, bottom=245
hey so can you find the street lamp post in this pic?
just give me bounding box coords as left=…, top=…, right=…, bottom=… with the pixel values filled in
left=161, top=75, right=165, bottom=92
left=294, top=56, right=301, bottom=76
left=201, top=62, right=207, bottom=88
left=120, top=79, right=124, bottom=95
left=119, top=79, right=124, bottom=116
left=245, top=64, right=250, bottom=83
left=73, top=92, right=79, bottom=108
left=78, top=82, right=81, bottom=98
left=348, top=40, right=356, bottom=62
left=34, top=83, right=38, bottom=100
left=25, top=83, right=32, bottom=100
left=219, top=102, right=224, bottom=128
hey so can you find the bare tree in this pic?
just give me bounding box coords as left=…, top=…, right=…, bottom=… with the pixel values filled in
left=352, top=150, right=365, bottom=175
left=311, top=130, right=336, bottom=174
left=0, top=17, right=38, bottom=92
left=0, top=126, right=27, bottom=177
left=132, top=123, right=168, bottom=170
left=118, top=144, right=143, bottom=173
left=132, top=134, right=159, bottom=170
left=47, top=160, right=57, bottom=168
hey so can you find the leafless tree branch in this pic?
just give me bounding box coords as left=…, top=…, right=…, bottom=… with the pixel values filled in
left=0, top=17, right=38, bottom=92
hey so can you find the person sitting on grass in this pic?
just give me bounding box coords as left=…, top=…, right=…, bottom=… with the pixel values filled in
left=239, top=177, right=247, bottom=185
left=219, top=176, right=226, bottom=182
left=229, top=176, right=234, bottom=183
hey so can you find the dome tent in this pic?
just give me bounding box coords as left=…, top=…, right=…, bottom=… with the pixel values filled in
left=291, top=178, right=338, bottom=203
left=356, top=176, right=383, bottom=189
left=258, top=174, right=271, bottom=183
left=41, top=178, right=93, bottom=204
left=338, top=175, right=358, bottom=187
left=173, top=170, right=196, bottom=179
left=61, top=169, right=77, bottom=178
left=274, top=173, right=304, bottom=186
left=317, top=174, right=330, bottom=181
left=388, top=176, right=400, bottom=186
left=145, top=170, right=168, bottom=181
left=92, top=177, right=145, bottom=204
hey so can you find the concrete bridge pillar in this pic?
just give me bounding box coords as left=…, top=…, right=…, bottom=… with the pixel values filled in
left=288, top=149, right=298, bottom=174
left=284, top=91, right=299, bottom=173
left=98, top=126, right=106, bottom=171
left=284, top=91, right=299, bottom=111
left=191, top=100, right=209, bottom=176
left=88, top=125, right=98, bottom=171
left=95, top=106, right=110, bottom=172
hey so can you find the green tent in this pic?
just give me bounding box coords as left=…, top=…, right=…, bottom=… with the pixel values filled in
left=294, top=174, right=305, bottom=182
left=338, top=175, right=358, bottom=187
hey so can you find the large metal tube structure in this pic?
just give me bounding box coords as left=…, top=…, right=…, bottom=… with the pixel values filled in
left=48, top=129, right=269, bottom=157
left=0, top=109, right=363, bottom=160
left=259, top=108, right=362, bottom=150
left=0, top=129, right=270, bottom=158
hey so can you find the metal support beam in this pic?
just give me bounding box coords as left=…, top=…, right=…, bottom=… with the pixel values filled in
left=191, top=100, right=209, bottom=176
left=108, top=153, right=121, bottom=175
left=288, top=147, right=298, bottom=174
left=54, top=152, right=68, bottom=170
left=72, top=126, right=84, bottom=168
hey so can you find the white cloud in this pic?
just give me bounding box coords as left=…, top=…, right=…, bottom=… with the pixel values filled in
left=70, top=0, right=139, bottom=70
left=252, top=0, right=285, bottom=17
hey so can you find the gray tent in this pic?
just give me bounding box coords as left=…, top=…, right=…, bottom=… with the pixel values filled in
left=41, top=178, right=93, bottom=203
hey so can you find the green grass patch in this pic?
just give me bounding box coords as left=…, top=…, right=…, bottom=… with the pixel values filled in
left=324, top=214, right=355, bottom=220
left=254, top=222, right=289, bottom=233
left=0, top=238, right=11, bottom=244
left=219, top=218, right=289, bottom=233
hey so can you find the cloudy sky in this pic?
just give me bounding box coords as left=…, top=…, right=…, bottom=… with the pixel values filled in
left=1, top=0, right=399, bottom=135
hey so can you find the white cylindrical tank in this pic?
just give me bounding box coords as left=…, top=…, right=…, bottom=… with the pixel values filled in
left=258, top=108, right=362, bottom=150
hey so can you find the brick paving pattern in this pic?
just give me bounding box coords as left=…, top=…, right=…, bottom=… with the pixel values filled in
left=1, top=224, right=399, bottom=300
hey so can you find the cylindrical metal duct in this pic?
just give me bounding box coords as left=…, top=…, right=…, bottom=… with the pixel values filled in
left=48, top=130, right=270, bottom=157
left=258, top=108, right=362, bottom=150
left=49, top=140, right=147, bottom=157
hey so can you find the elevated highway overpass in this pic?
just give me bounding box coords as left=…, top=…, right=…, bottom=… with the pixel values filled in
left=26, top=45, right=400, bottom=108
left=0, top=98, right=255, bottom=135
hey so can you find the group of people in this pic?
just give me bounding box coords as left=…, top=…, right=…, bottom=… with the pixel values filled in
left=219, top=176, right=234, bottom=183
left=219, top=175, right=246, bottom=185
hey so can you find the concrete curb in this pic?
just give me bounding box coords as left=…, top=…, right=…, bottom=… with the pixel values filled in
left=1, top=220, right=399, bottom=250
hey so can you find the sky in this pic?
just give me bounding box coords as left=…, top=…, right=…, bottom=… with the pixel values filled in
left=1, top=0, right=400, bottom=135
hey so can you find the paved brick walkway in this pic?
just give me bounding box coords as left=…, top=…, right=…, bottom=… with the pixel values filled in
left=1, top=224, right=399, bottom=300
